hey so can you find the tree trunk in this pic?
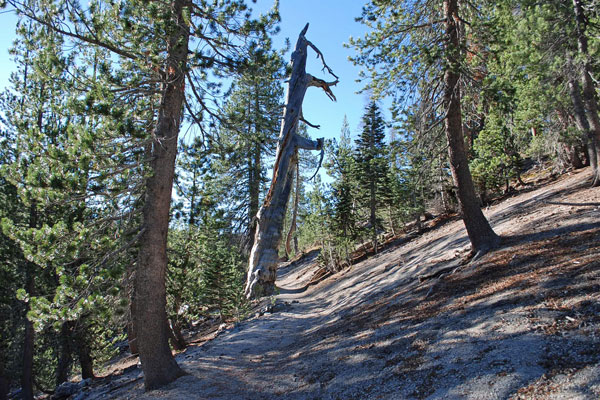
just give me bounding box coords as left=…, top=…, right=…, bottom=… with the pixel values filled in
left=568, top=66, right=598, bottom=175
left=21, top=267, right=35, bottom=400
left=443, top=0, right=499, bottom=254
left=245, top=24, right=335, bottom=298
left=56, top=321, right=73, bottom=386
left=573, top=0, right=600, bottom=186
left=133, top=0, right=188, bottom=390
left=167, top=319, right=187, bottom=351
left=557, top=108, right=585, bottom=170
left=127, top=314, right=138, bottom=355
left=247, top=137, right=261, bottom=252
left=21, top=201, right=38, bottom=400
left=74, top=325, right=94, bottom=380
left=285, top=158, right=300, bottom=258
left=370, top=177, right=378, bottom=253
left=569, top=145, right=584, bottom=169
left=0, top=363, right=8, bottom=400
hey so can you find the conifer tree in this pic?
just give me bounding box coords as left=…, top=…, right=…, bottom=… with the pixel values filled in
left=354, top=101, right=390, bottom=252
left=197, top=214, right=247, bottom=321
left=350, top=0, right=500, bottom=254
left=328, top=116, right=359, bottom=243
left=0, top=17, right=144, bottom=393
left=6, top=0, right=277, bottom=389
left=211, top=40, right=286, bottom=248
left=321, top=116, right=360, bottom=266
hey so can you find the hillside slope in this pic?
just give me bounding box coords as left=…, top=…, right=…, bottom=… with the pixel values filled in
left=83, top=168, right=600, bottom=400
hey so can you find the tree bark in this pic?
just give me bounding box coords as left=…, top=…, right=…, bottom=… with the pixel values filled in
left=167, top=319, right=187, bottom=351
left=133, top=0, right=188, bottom=390
left=572, top=0, right=600, bottom=186
left=127, top=311, right=138, bottom=355
left=568, top=74, right=596, bottom=170
left=56, top=321, right=73, bottom=386
left=369, top=174, right=378, bottom=253
left=569, top=145, right=584, bottom=169
left=247, top=136, right=261, bottom=251
left=443, top=0, right=499, bottom=254
left=557, top=107, right=585, bottom=170
left=285, top=157, right=300, bottom=258
left=245, top=24, right=335, bottom=298
left=74, top=325, right=94, bottom=380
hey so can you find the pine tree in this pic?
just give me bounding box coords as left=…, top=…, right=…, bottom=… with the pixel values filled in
left=7, top=0, right=278, bottom=388
left=296, top=176, right=331, bottom=252
left=350, top=0, right=500, bottom=254
left=210, top=40, right=286, bottom=248
left=354, top=102, right=390, bottom=253
left=469, top=1, right=586, bottom=181
left=197, top=215, right=246, bottom=321
left=321, top=116, right=360, bottom=266
left=328, top=116, right=358, bottom=242
left=0, top=18, right=143, bottom=393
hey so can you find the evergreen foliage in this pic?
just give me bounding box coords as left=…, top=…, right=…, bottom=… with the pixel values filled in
left=354, top=101, right=391, bottom=251
left=1, top=0, right=600, bottom=394
left=327, top=116, right=359, bottom=243
left=211, top=40, right=286, bottom=244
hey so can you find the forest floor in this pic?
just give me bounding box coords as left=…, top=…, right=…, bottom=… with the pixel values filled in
left=80, top=166, right=600, bottom=400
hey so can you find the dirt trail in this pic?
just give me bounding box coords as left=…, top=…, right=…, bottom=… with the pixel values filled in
left=85, top=168, right=600, bottom=400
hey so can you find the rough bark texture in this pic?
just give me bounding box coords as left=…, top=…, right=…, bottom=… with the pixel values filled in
left=443, top=0, right=499, bottom=254
left=167, top=319, right=187, bottom=351
left=245, top=24, right=335, bottom=298
left=133, top=0, right=188, bottom=390
left=127, top=311, right=138, bottom=355
left=572, top=0, right=600, bottom=186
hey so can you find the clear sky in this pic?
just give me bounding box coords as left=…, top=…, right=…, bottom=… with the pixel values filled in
left=0, top=1, right=382, bottom=143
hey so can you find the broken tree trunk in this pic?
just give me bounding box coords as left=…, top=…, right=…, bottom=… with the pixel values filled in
left=245, top=24, right=337, bottom=299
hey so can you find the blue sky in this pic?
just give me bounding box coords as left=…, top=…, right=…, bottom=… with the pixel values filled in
left=0, top=1, right=382, bottom=143
left=252, top=0, right=376, bottom=142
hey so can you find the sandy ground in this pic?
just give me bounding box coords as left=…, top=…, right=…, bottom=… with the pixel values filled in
left=80, top=167, right=600, bottom=400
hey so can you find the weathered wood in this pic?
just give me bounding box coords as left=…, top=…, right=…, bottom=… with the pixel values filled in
left=285, top=159, right=300, bottom=258
left=245, top=24, right=337, bottom=299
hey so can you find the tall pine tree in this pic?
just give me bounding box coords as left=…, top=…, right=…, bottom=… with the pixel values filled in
left=354, top=102, right=390, bottom=253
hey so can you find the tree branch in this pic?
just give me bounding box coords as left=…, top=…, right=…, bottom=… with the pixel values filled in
left=296, top=135, right=323, bottom=151
left=299, top=112, right=320, bottom=129
left=306, top=39, right=339, bottom=80
left=9, top=1, right=139, bottom=61
left=307, top=75, right=338, bottom=101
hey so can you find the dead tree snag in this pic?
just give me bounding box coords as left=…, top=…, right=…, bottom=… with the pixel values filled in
left=245, top=24, right=338, bottom=299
